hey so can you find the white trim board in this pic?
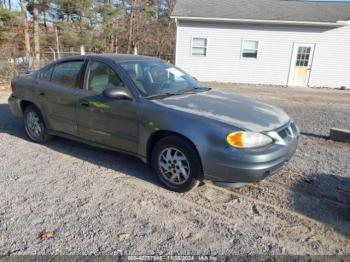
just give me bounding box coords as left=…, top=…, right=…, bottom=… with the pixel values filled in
left=171, top=16, right=347, bottom=27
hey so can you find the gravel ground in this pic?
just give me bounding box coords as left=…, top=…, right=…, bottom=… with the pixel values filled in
left=0, top=85, right=349, bottom=256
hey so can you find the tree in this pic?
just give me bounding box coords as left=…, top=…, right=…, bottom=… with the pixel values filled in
left=98, top=1, right=125, bottom=53
left=19, top=0, right=31, bottom=67
left=32, top=0, right=41, bottom=68
left=1, top=0, right=178, bottom=70
left=0, top=7, right=17, bottom=43
left=125, top=0, right=136, bottom=54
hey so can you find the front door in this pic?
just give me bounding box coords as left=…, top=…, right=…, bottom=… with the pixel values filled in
left=288, top=43, right=315, bottom=87
left=76, top=60, right=139, bottom=153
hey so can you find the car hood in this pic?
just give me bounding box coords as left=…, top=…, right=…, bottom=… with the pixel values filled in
left=152, top=90, right=290, bottom=132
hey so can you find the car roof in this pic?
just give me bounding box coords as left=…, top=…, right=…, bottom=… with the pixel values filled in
left=56, top=54, right=160, bottom=64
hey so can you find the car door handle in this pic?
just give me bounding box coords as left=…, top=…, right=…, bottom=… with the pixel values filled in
left=39, top=92, right=45, bottom=96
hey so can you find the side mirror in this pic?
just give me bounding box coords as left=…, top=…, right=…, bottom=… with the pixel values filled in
left=103, top=86, right=132, bottom=100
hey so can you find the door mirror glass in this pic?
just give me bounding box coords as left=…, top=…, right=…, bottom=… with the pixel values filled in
left=103, top=86, right=132, bottom=100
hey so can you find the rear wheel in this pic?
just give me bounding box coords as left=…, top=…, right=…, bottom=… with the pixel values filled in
left=151, top=136, right=202, bottom=192
left=24, top=105, right=53, bottom=143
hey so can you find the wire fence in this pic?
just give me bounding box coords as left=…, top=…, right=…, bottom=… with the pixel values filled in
left=0, top=52, right=80, bottom=83
left=0, top=51, right=175, bottom=84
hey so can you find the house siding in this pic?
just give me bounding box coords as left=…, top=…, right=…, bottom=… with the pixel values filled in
left=175, top=21, right=350, bottom=88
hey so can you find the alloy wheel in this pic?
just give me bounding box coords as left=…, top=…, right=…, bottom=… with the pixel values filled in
left=25, top=111, right=42, bottom=140
left=158, top=147, right=191, bottom=185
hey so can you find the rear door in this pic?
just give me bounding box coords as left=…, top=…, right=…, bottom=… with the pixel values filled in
left=75, top=59, right=139, bottom=153
left=38, top=60, right=85, bottom=136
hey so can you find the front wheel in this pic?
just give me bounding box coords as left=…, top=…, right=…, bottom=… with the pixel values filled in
left=151, top=136, right=202, bottom=192
left=24, top=105, right=53, bottom=143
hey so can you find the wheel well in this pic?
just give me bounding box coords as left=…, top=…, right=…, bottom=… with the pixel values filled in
left=146, top=131, right=204, bottom=178
left=20, top=100, right=35, bottom=113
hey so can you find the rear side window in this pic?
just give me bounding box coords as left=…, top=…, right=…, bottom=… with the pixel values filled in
left=51, top=61, right=84, bottom=88
left=39, top=66, right=53, bottom=81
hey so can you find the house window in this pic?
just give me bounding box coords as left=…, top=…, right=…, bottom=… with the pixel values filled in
left=192, top=38, right=207, bottom=56
left=296, top=47, right=311, bottom=66
left=241, top=40, right=259, bottom=59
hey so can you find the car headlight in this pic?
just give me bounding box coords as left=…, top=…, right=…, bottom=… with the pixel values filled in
left=226, top=131, right=273, bottom=149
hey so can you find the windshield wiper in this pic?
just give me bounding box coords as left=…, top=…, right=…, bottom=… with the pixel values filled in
left=145, top=87, right=211, bottom=100
left=145, top=92, right=179, bottom=100
left=177, top=86, right=212, bottom=95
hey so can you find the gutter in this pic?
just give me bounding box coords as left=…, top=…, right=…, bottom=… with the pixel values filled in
left=171, top=16, right=348, bottom=27
left=337, top=20, right=350, bottom=25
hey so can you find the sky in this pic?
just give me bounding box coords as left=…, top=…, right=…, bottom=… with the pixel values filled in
left=5, top=0, right=19, bottom=11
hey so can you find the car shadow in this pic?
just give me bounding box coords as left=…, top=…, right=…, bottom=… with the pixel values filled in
left=292, top=173, right=350, bottom=239
left=0, top=103, right=160, bottom=187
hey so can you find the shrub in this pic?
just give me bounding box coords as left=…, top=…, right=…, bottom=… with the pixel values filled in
left=0, top=63, right=18, bottom=84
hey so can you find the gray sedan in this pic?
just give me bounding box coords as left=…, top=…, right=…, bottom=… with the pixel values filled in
left=8, top=55, right=299, bottom=192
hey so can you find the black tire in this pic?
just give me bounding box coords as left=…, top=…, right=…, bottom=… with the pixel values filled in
left=23, top=105, right=53, bottom=143
left=151, top=136, right=202, bottom=192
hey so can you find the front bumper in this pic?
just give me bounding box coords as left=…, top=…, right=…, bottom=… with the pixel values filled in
left=201, top=123, right=299, bottom=183
left=8, top=94, right=23, bottom=117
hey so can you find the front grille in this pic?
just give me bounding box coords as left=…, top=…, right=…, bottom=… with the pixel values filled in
left=290, top=121, right=298, bottom=134
left=266, top=121, right=299, bottom=146
left=278, top=128, right=289, bottom=139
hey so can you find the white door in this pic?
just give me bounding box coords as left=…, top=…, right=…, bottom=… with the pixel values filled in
left=288, top=43, right=315, bottom=87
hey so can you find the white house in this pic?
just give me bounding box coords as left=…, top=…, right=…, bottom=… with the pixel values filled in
left=172, top=0, right=350, bottom=88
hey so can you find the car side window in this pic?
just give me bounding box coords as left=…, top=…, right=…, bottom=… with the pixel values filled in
left=51, top=61, right=84, bottom=88
left=39, top=66, right=53, bottom=81
left=85, top=61, right=124, bottom=93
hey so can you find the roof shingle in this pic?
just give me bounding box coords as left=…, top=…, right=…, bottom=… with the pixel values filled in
left=172, top=0, right=350, bottom=23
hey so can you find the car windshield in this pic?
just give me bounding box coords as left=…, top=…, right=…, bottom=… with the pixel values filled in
left=119, top=60, right=206, bottom=98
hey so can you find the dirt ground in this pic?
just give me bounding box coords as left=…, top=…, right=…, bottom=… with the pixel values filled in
left=0, top=84, right=349, bottom=256
left=0, top=83, right=10, bottom=91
